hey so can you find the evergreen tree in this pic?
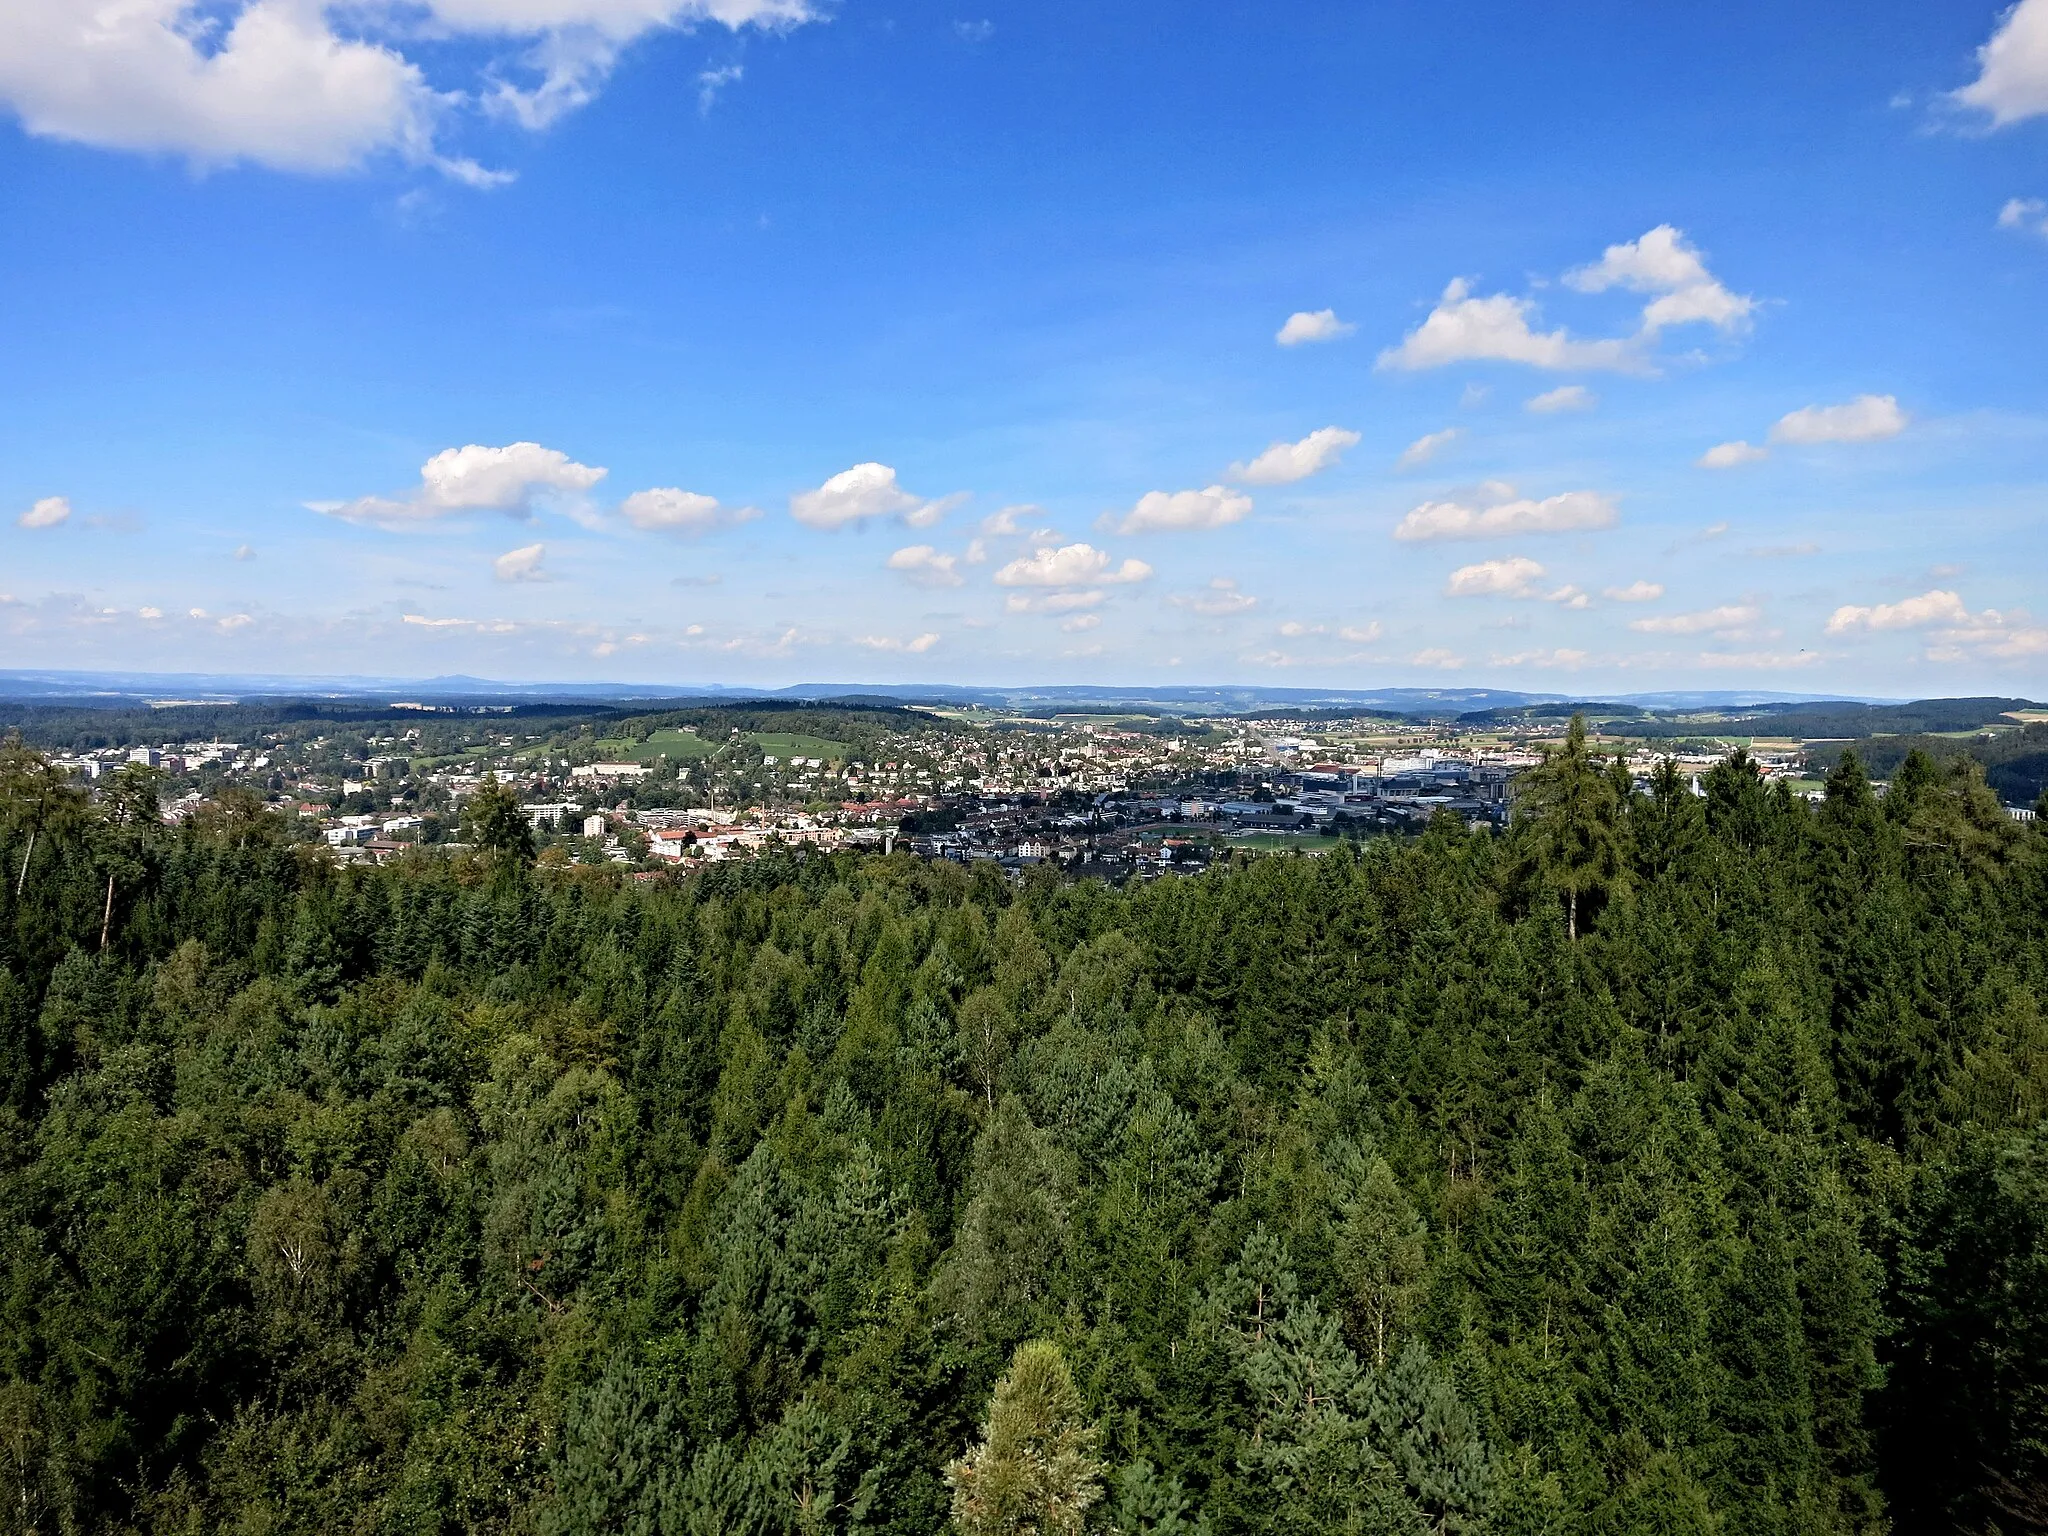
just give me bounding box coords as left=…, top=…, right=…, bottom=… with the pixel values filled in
left=947, top=1340, right=1106, bottom=1536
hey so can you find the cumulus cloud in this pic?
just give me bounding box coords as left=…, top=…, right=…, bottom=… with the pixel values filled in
left=1378, top=278, right=1636, bottom=373
left=1629, top=603, right=1764, bottom=636
left=886, top=544, right=964, bottom=587
left=1382, top=227, right=1750, bottom=374
left=1113, top=485, right=1252, bottom=535
left=1526, top=385, right=1595, bottom=413
left=1955, top=0, right=2048, bottom=126
left=493, top=542, right=548, bottom=582
left=1275, top=309, right=1354, bottom=346
left=1820, top=586, right=2048, bottom=661
left=790, top=462, right=960, bottom=531
left=1698, top=440, right=1769, bottom=469
left=1564, top=224, right=1754, bottom=335
left=1231, top=427, right=1360, bottom=485
left=1444, top=556, right=1548, bottom=598
left=18, top=496, right=70, bottom=530
left=1171, top=577, right=1258, bottom=616
left=1999, top=196, right=2048, bottom=237
left=1411, top=647, right=1466, bottom=670
left=313, top=442, right=606, bottom=525
left=0, top=0, right=815, bottom=179
left=1394, top=484, right=1618, bottom=542
left=1061, top=613, right=1100, bottom=633
left=993, top=543, right=1152, bottom=587
left=1825, top=589, right=1970, bottom=634
left=1339, top=621, right=1384, bottom=643
left=1395, top=428, right=1459, bottom=471
left=1769, top=394, right=1908, bottom=444
left=854, top=631, right=940, bottom=653
left=1603, top=580, right=1665, bottom=602
left=620, top=487, right=759, bottom=535
left=1004, top=590, right=1106, bottom=615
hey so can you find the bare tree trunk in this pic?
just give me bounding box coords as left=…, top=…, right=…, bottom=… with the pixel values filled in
left=100, top=870, right=115, bottom=951
left=1568, top=886, right=1578, bottom=943
left=14, top=827, right=33, bottom=897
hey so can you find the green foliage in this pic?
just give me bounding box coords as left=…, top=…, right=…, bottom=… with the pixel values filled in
left=0, top=741, right=2042, bottom=1534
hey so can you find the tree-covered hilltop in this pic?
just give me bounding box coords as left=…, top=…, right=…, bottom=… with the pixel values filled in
left=1, top=727, right=2045, bottom=1534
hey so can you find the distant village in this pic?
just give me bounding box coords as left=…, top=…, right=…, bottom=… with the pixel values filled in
left=22, top=701, right=1872, bottom=880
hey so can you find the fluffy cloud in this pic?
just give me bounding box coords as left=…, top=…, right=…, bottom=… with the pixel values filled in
left=1004, top=590, right=1106, bottom=615
left=17, top=496, right=70, bottom=530
left=994, top=543, right=1152, bottom=587
left=1411, top=647, right=1466, bottom=670
left=620, top=487, right=758, bottom=535
left=790, top=463, right=960, bottom=531
left=0, top=0, right=814, bottom=179
left=1444, top=556, right=1547, bottom=598
left=1395, top=428, right=1459, bottom=471
left=1564, top=224, right=1754, bottom=335
left=886, top=544, right=964, bottom=587
left=2000, top=196, right=2048, bottom=238
left=1526, top=385, right=1595, bottom=413
left=1825, top=589, right=1970, bottom=634
left=313, top=442, right=606, bottom=524
left=1826, top=587, right=2048, bottom=660
left=1394, top=485, right=1618, bottom=542
left=1955, top=0, right=2048, bottom=126
left=1382, top=227, right=1750, bottom=374
left=1629, top=603, right=1763, bottom=636
left=1275, top=309, right=1354, bottom=346
left=1770, top=394, right=1908, bottom=445
left=1378, top=279, right=1636, bottom=373
left=1171, top=577, right=1258, bottom=616
left=1113, top=485, right=1252, bottom=535
left=1231, top=427, right=1360, bottom=485
left=854, top=631, right=940, bottom=653
left=1603, top=580, right=1665, bottom=602
left=493, top=542, right=548, bottom=582
left=1061, top=613, right=1100, bottom=633
left=1698, top=440, right=1769, bottom=469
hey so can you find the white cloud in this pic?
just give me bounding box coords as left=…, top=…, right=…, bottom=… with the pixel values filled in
left=1526, top=385, right=1595, bottom=413
left=493, top=542, right=548, bottom=581
left=1955, top=0, right=2048, bottom=126
left=696, top=63, right=742, bottom=115
left=1379, top=278, right=1637, bottom=372
left=854, top=631, right=940, bottom=653
left=1564, top=224, right=1754, bottom=335
left=1603, top=580, right=1665, bottom=602
left=886, top=544, right=963, bottom=587
left=1275, top=309, right=1354, bottom=346
left=1410, top=647, right=1466, bottom=670
left=1999, top=196, right=2048, bottom=237
left=1395, top=428, right=1459, bottom=471
left=1061, top=613, right=1100, bottom=633
left=1629, top=602, right=1763, bottom=636
left=234, top=543, right=257, bottom=560
left=993, top=543, right=1152, bottom=587
left=1769, top=394, right=1908, bottom=445
left=1338, top=621, right=1383, bottom=643
left=1171, top=577, right=1258, bottom=616
left=620, top=486, right=758, bottom=535
left=1005, top=590, right=1106, bottom=615
left=314, top=442, right=606, bottom=524
left=790, top=462, right=959, bottom=531
left=980, top=504, right=1037, bottom=536
left=1113, top=485, right=1252, bottom=535
left=1492, top=648, right=1589, bottom=669
left=1394, top=485, right=1618, bottom=542
left=1444, top=556, right=1547, bottom=598
left=18, top=496, right=70, bottom=530
left=0, top=0, right=816, bottom=178
left=1231, top=427, right=1360, bottom=485
left=1825, top=589, right=1970, bottom=634
left=1698, top=440, right=1769, bottom=469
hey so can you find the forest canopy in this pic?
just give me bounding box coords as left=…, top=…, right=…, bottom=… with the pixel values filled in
left=1, top=730, right=2045, bottom=1534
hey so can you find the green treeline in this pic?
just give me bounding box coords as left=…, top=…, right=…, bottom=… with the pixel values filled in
left=2, top=729, right=2046, bottom=1534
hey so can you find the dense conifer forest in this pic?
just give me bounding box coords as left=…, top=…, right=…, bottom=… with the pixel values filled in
left=2, top=723, right=2046, bottom=1534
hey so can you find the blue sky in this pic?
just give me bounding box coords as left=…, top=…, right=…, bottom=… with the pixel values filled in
left=3, top=0, right=2047, bottom=694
